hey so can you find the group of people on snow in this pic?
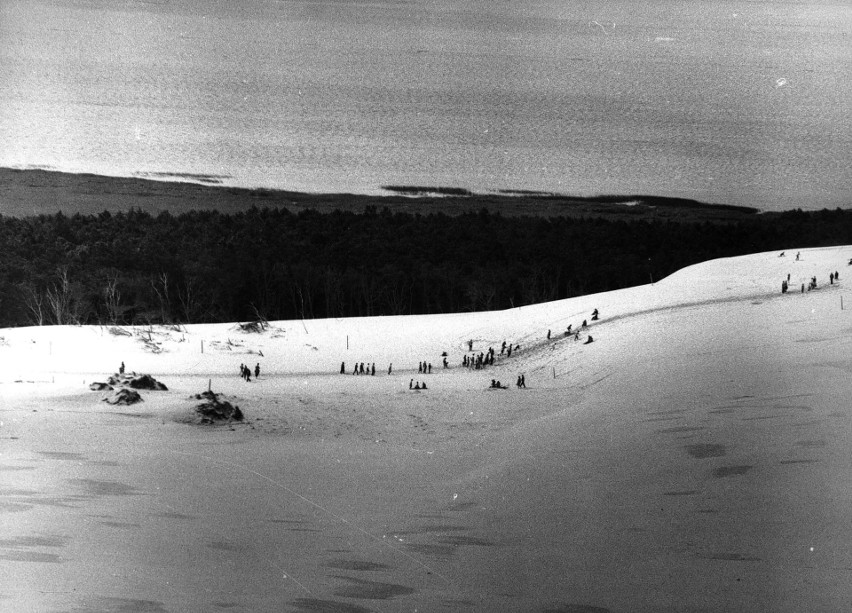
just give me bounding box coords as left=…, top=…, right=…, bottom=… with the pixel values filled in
left=489, top=374, right=526, bottom=390
left=346, top=362, right=376, bottom=376
left=779, top=248, right=843, bottom=293
left=239, top=362, right=259, bottom=381
left=551, top=309, right=599, bottom=343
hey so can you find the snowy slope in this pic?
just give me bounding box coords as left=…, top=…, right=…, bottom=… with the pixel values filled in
left=0, top=246, right=850, bottom=612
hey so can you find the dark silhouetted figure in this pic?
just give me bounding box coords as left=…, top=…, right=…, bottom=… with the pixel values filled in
left=547, top=329, right=551, bottom=340
left=584, top=335, right=594, bottom=344
left=428, top=363, right=432, bottom=374
left=360, top=362, right=365, bottom=375
left=421, top=381, right=427, bottom=390
left=119, top=361, right=125, bottom=375
left=341, top=361, right=346, bottom=374
left=371, top=363, right=375, bottom=376
left=409, top=378, right=413, bottom=389
left=414, top=382, right=420, bottom=390
left=468, top=339, right=473, bottom=351
left=443, top=357, right=448, bottom=368
left=255, top=363, right=260, bottom=378
left=591, top=308, right=599, bottom=321
left=388, top=363, right=393, bottom=375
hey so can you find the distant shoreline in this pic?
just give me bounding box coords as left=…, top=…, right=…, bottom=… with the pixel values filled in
left=0, top=167, right=771, bottom=222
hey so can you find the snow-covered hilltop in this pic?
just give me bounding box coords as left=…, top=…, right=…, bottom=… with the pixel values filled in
left=1, top=246, right=850, bottom=612
left=1, top=246, right=846, bottom=384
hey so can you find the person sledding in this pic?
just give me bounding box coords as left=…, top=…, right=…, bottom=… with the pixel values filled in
left=584, top=335, right=594, bottom=345
left=591, top=308, right=599, bottom=321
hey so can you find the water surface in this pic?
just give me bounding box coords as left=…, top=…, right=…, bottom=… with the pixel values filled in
left=1, top=0, right=850, bottom=210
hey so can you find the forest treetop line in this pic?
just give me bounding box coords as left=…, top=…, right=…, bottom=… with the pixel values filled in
left=1, top=191, right=851, bottom=328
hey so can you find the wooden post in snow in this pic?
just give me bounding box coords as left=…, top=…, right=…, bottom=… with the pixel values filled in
left=552, top=367, right=556, bottom=379
left=208, top=378, right=212, bottom=393
left=347, top=335, right=349, bottom=350
left=201, top=340, right=204, bottom=353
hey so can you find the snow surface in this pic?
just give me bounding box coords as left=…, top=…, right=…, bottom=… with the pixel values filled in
left=1, top=246, right=851, bottom=612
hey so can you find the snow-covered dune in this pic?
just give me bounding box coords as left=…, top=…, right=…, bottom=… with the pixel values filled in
left=1, top=246, right=850, bottom=612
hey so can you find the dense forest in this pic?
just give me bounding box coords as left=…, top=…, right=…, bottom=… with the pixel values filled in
left=1, top=206, right=851, bottom=328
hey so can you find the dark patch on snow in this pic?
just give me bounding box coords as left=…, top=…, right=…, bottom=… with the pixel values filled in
left=712, top=465, right=752, bottom=478
left=685, top=443, right=726, bottom=459
left=332, top=576, right=416, bottom=600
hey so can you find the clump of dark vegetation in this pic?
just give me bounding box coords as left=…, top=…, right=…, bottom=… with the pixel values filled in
left=93, top=372, right=167, bottom=405
left=0, top=199, right=850, bottom=327
left=103, top=388, right=143, bottom=405
left=193, top=391, right=243, bottom=423
left=106, top=373, right=168, bottom=390
left=238, top=320, right=267, bottom=333
left=127, top=374, right=168, bottom=391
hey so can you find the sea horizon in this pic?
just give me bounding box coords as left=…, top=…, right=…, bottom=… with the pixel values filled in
left=2, top=0, right=850, bottom=212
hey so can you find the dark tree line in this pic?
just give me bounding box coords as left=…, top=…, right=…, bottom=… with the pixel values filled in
left=1, top=206, right=850, bottom=327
